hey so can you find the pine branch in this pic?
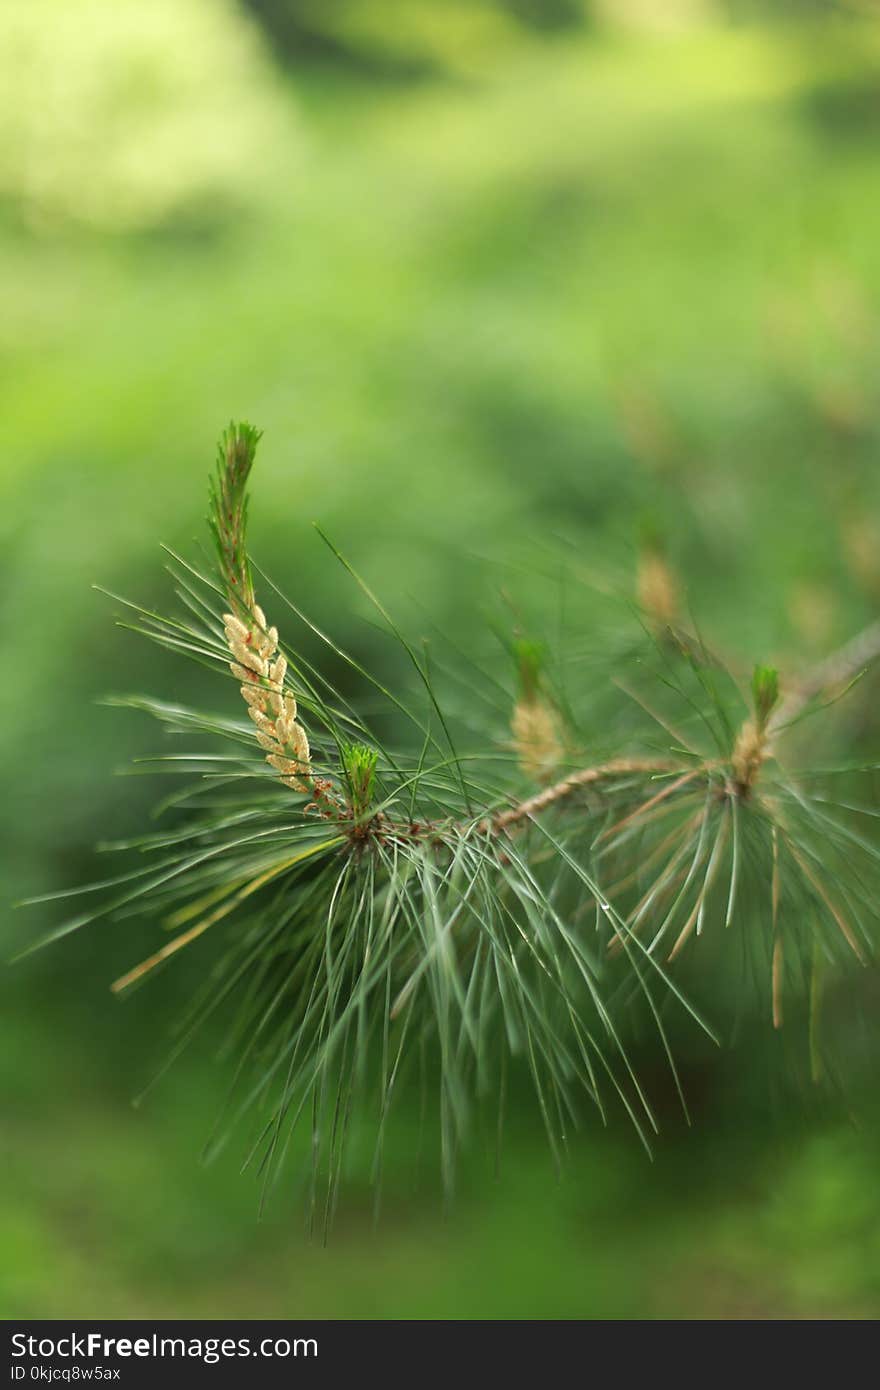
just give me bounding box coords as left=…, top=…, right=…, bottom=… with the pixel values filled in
left=771, top=618, right=880, bottom=732
left=483, top=757, right=678, bottom=834
left=29, top=421, right=880, bottom=1213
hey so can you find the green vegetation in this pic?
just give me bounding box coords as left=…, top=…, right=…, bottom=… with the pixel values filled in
left=4, top=3, right=880, bottom=1318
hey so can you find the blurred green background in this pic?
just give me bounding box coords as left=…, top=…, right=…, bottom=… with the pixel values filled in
left=4, top=0, right=880, bottom=1319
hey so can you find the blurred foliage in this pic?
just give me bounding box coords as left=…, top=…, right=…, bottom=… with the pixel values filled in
left=239, top=0, right=591, bottom=81
left=0, top=0, right=295, bottom=232
left=3, top=1, right=880, bottom=1317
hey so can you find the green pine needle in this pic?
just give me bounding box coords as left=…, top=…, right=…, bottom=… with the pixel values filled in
left=22, top=422, right=880, bottom=1218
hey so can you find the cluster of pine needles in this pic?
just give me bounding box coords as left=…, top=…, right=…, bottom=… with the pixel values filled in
left=21, top=423, right=880, bottom=1222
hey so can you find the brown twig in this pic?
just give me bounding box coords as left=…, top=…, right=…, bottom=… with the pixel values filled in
left=481, top=757, right=679, bottom=835
left=771, top=617, right=880, bottom=735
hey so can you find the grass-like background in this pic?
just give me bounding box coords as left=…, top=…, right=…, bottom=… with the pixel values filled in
left=4, top=0, right=880, bottom=1317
